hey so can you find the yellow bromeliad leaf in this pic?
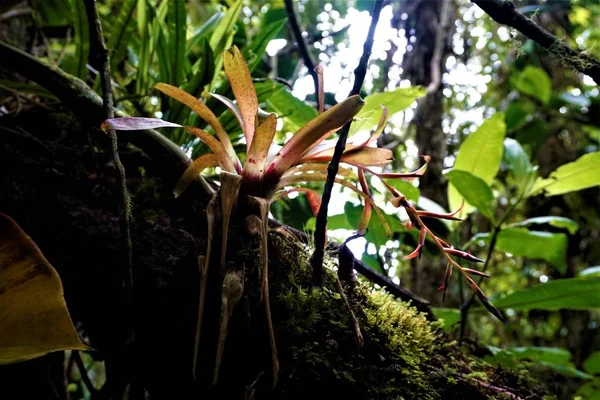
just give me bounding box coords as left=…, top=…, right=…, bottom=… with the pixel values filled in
left=243, top=113, right=277, bottom=183
left=173, top=153, right=219, bottom=198
left=0, top=213, right=88, bottom=364
left=303, top=146, right=393, bottom=167
left=223, top=46, right=258, bottom=149
left=154, top=83, right=241, bottom=171
left=183, top=126, right=237, bottom=174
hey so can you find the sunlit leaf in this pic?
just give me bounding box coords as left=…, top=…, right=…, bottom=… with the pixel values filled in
left=503, top=138, right=534, bottom=191
left=353, top=86, right=426, bottom=132
left=493, top=278, right=600, bottom=310
left=579, top=266, right=600, bottom=278
left=448, top=113, right=506, bottom=218
left=0, top=213, right=88, bottom=364
left=432, top=307, right=460, bottom=332
left=528, top=151, right=600, bottom=197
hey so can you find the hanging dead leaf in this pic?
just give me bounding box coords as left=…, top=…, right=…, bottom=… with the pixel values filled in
left=0, top=213, right=88, bottom=364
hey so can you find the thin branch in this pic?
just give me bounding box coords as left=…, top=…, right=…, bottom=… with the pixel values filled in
left=284, top=0, right=319, bottom=107
left=311, top=0, right=384, bottom=286
left=427, top=0, right=452, bottom=94
left=472, top=0, right=600, bottom=84
left=73, top=351, right=100, bottom=398
left=84, top=0, right=135, bottom=345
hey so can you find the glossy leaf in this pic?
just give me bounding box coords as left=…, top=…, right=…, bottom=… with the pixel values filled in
left=510, top=216, right=579, bottom=235
left=513, top=65, right=552, bottom=105
left=445, top=170, right=495, bottom=222
left=579, top=266, right=600, bottom=278
left=528, top=151, right=600, bottom=197
left=448, top=113, right=506, bottom=217
left=503, top=138, right=534, bottom=190
left=476, top=227, right=567, bottom=272
left=0, top=213, right=88, bottom=364
left=493, top=278, right=600, bottom=311
left=255, top=81, right=318, bottom=132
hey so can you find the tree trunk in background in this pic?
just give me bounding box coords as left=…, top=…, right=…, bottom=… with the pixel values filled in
left=397, top=0, right=452, bottom=300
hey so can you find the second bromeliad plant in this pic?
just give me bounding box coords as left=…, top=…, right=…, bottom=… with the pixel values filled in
left=102, top=46, right=500, bottom=386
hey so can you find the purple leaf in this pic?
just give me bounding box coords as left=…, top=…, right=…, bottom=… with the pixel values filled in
left=101, top=117, right=182, bottom=132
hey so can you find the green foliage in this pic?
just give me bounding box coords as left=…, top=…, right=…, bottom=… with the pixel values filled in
left=448, top=113, right=506, bottom=216
left=510, top=216, right=579, bottom=235
left=432, top=307, right=461, bottom=332
left=445, top=170, right=495, bottom=222
left=493, top=278, right=600, bottom=310
left=529, top=151, right=600, bottom=197
left=353, top=87, right=426, bottom=133
left=69, top=0, right=89, bottom=80
left=475, top=228, right=568, bottom=272
left=513, top=66, right=552, bottom=105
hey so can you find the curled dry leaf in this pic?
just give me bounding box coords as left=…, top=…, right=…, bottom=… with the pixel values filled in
left=0, top=213, right=88, bottom=364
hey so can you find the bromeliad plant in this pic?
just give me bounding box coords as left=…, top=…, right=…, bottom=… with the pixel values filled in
left=102, top=45, right=499, bottom=387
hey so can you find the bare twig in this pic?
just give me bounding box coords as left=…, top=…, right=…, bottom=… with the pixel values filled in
left=284, top=0, right=319, bottom=107
left=84, top=0, right=134, bottom=342
left=311, top=0, right=384, bottom=286
left=427, top=0, right=452, bottom=94
left=472, top=0, right=600, bottom=84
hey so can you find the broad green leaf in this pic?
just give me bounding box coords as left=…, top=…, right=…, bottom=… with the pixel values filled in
left=432, top=308, right=460, bottom=332
left=503, top=138, right=534, bottom=190
left=448, top=113, right=506, bottom=217
left=445, top=170, right=495, bottom=222
left=510, top=216, right=579, bottom=235
left=505, top=101, right=534, bottom=131
left=105, top=0, right=137, bottom=71
left=255, top=81, right=318, bottom=133
left=476, top=227, right=567, bottom=272
left=243, top=18, right=287, bottom=72
left=528, top=151, right=600, bottom=197
left=584, top=352, right=600, bottom=375
left=0, top=213, right=88, bottom=364
left=537, top=361, right=592, bottom=380
left=578, top=266, right=600, bottom=278
left=69, top=0, right=89, bottom=80
left=493, top=278, right=600, bottom=311
left=386, top=179, right=420, bottom=202
left=513, top=65, right=552, bottom=105
left=168, top=0, right=186, bottom=87
left=353, top=87, right=426, bottom=132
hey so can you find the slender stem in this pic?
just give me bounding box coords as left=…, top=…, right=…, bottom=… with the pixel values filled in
left=458, top=197, right=522, bottom=339
left=284, top=0, right=319, bottom=107
left=472, top=0, right=600, bottom=84
left=310, top=0, right=384, bottom=286
left=74, top=351, right=99, bottom=398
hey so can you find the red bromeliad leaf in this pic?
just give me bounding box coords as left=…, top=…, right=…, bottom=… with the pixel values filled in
left=173, top=154, right=219, bottom=198
left=264, top=95, right=365, bottom=183
left=461, top=268, right=490, bottom=278
left=243, top=114, right=278, bottom=184
left=444, top=247, right=484, bottom=263
left=416, top=199, right=464, bottom=221
left=439, top=262, right=453, bottom=302
left=373, top=155, right=431, bottom=179
left=101, top=117, right=181, bottom=132
left=154, top=83, right=240, bottom=171
left=223, top=46, right=258, bottom=149
left=303, top=146, right=393, bottom=167
left=183, top=126, right=237, bottom=173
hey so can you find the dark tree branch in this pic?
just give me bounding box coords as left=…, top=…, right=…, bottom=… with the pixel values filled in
left=310, top=0, right=385, bottom=286
left=472, top=0, right=600, bottom=84
left=427, top=0, right=452, bottom=94
left=284, top=0, right=319, bottom=105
